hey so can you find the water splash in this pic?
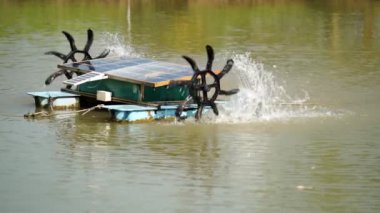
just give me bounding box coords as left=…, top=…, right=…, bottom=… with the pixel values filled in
left=93, top=35, right=339, bottom=123
left=214, top=53, right=336, bottom=123
left=100, top=32, right=141, bottom=57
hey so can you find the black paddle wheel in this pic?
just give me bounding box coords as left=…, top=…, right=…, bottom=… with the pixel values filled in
left=44, top=29, right=110, bottom=85
left=171, top=45, right=239, bottom=120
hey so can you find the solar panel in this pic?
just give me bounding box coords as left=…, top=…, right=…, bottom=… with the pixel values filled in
left=58, top=56, right=194, bottom=87
left=63, top=71, right=108, bottom=86
left=60, top=57, right=155, bottom=73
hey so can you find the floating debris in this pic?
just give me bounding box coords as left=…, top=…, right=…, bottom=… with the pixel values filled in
left=296, top=185, right=314, bottom=191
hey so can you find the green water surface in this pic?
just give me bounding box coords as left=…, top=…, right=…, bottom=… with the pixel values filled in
left=0, top=0, right=379, bottom=212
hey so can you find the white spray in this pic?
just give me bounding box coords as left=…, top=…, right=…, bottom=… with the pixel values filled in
left=100, top=32, right=141, bottom=57
left=214, top=53, right=332, bottom=123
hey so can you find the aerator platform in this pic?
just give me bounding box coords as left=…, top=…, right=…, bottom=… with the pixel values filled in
left=28, top=29, right=239, bottom=122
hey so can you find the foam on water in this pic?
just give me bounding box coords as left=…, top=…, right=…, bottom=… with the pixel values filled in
left=211, top=53, right=339, bottom=123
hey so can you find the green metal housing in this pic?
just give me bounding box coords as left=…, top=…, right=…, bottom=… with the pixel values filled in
left=78, top=79, right=189, bottom=103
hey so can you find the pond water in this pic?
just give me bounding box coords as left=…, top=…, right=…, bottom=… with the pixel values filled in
left=0, top=0, right=379, bottom=212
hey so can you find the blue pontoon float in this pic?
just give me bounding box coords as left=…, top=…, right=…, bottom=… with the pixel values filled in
left=27, top=29, right=239, bottom=122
